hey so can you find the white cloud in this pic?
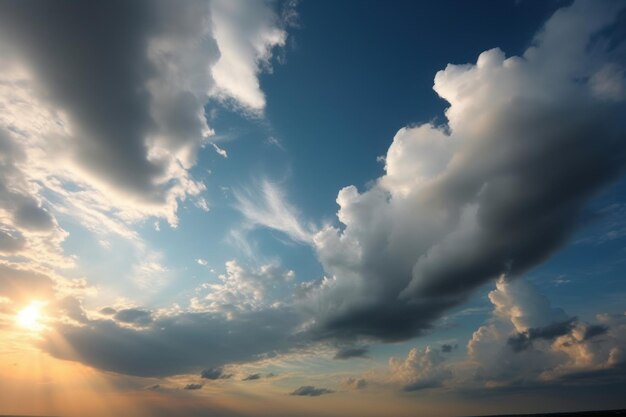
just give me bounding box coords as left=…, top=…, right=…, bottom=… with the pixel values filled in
left=211, top=143, right=228, bottom=158
left=389, top=346, right=452, bottom=391
left=210, top=0, right=287, bottom=111
left=193, top=260, right=295, bottom=313
left=233, top=180, right=315, bottom=244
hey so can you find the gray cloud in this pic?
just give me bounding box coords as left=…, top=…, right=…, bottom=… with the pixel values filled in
left=290, top=386, right=334, bottom=397
left=242, top=373, right=261, bottom=381
left=0, top=0, right=290, bottom=228
left=183, top=383, right=203, bottom=390
left=0, top=0, right=168, bottom=199
left=333, top=346, right=369, bottom=360
left=302, top=0, right=626, bottom=342
left=99, top=307, right=117, bottom=316
left=113, top=308, right=153, bottom=326
left=508, top=319, right=577, bottom=352
left=441, top=344, right=457, bottom=353
left=201, top=366, right=232, bottom=381
left=43, top=305, right=303, bottom=377
left=584, top=324, right=609, bottom=341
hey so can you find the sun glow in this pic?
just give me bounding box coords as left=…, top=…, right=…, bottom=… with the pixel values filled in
left=16, top=301, right=45, bottom=331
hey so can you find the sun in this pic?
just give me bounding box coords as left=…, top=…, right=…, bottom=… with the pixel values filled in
left=16, top=301, right=45, bottom=331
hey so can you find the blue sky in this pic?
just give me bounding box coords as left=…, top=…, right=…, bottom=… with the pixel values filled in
left=0, top=1, right=625, bottom=416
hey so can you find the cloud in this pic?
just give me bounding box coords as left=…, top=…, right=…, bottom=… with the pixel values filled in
left=113, top=308, right=154, bottom=326
left=183, top=383, right=203, bottom=390
left=389, top=346, right=452, bottom=391
left=507, top=318, right=576, bottom=352
left=201, top=366, right=232, bottom=380
left=289, top=386, right=334, bottom=397
left=301, top=0, right=626, bottom=342
left=0, top=263, right=55, bottom=302
left=43, top=302, right=303, bottom=377
left=37, top=260, right=308, bottom=378
left=342, top=377, right=367, bottom=390
left=0, top=1, right=293, bottom=337
left=440, top=344, right=457, bottom=353
left=333, top=346, right=369, bottom=360
left=192, top=260, right=295, bottom=313
left=0, top=0, right=291, bottom=238
left=234, top=180, right=315, bottom=244
left=467, top=277, right=626, bottom=386
left=99, top=307, right=117, bottom=316
left=242, top=373, right=261, bottom=381
left=210, top=0, right=288, bottom=111
left=211, top=143, right=228, bottom=158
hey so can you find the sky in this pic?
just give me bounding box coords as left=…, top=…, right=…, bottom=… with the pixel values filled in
left=0, top=1, right=625, bottom=416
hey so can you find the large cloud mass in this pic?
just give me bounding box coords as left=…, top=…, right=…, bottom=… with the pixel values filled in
left=0, top=0, right=287, bottom=235
left=303, top=0, right=626, bottom=341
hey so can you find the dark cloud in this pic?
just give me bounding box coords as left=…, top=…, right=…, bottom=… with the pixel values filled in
left=43, top=305, right=303, bottom=377
left=333, top=346, right=369, bottom=360
left=304, top=0, right=626, bottom=343
left=114, top=308, right=153, bottom=326
left=99, top=307, right=117, bottom=316
left=242, top=373, right=261, bottom=381
left=0, top=0, right=164, bottom=198
left=290, top=386, right=334, bottom=396
left=201, top=366, right=232, bottom=381
left=583, top=324, right=609, bottom=340
left=183, top=383, right=203, bottom=390
left=440, top=344, right=457, bottom=353
left=403, top=379, right=443, bottom=392
left=508, top=319, right=577, bottom=352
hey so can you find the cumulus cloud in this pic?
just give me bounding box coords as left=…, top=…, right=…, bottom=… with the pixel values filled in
left=389, top=346, right=452, bottom=391
left=467, top=277, right=626, bottom=387
left=290, top=385, right=334, bottom=396
left=242, top=373, right=261, bottom=381
left=192, top=260, right=295, bottom=313
left=300, top=0, right=626, bottom=341
left=183, top=383, right=204, bottom=390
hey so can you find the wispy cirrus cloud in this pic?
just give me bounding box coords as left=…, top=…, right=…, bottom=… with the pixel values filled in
left=233, top=179, right=316, bottom=244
